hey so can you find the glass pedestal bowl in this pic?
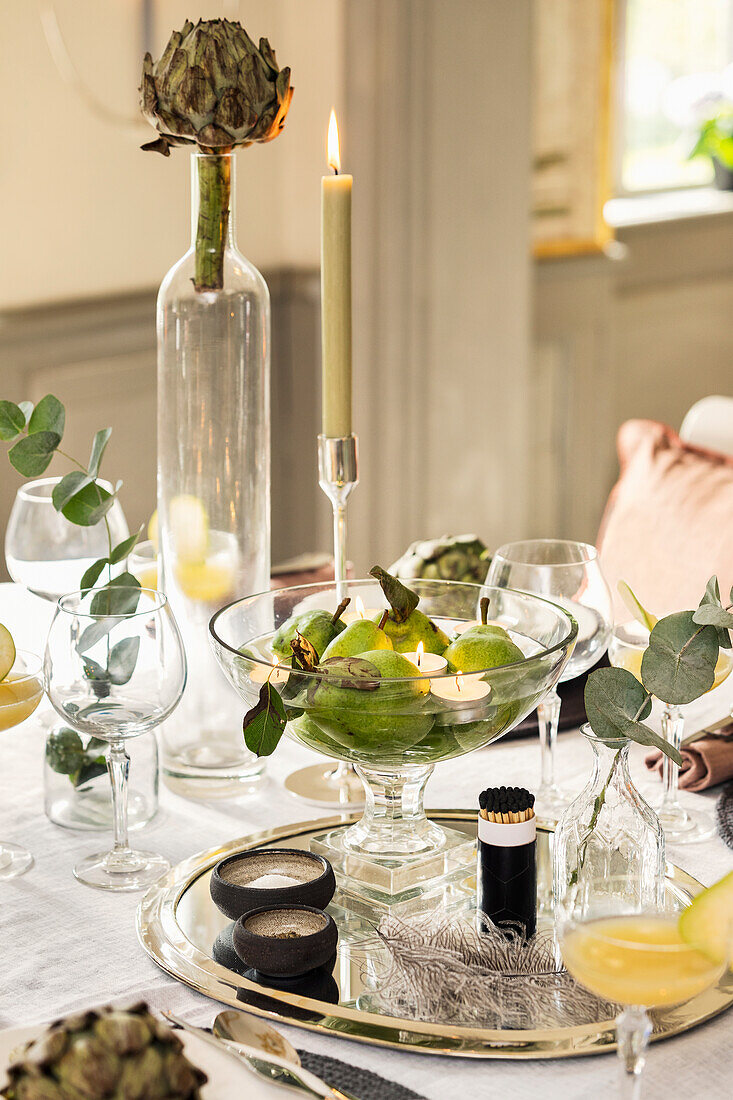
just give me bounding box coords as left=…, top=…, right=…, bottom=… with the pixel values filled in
left=210, top=580, right=577, bottom=922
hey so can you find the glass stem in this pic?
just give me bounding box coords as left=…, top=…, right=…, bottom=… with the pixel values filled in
left=537, top=689, right=561, bottom=791
left=616, top=1006, right=652, bottom=1098
left=332, top=500, right=347, bottom=600
left=345, top=763, right=443, bottom=856
left=660, top=705, right=684, bottom=815
left=108, top=740, right=131, bottom=857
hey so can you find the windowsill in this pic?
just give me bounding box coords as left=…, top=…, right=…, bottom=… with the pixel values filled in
left=604, top=187, right=733, bottom=230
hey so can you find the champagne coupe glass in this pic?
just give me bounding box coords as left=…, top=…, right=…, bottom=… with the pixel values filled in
left=609, top=621, right=732, bottom=844
left=5, top=477, right=129, bottom=601
left=44, top=588, right=186, bottom=890
left=487, top=540, right=612, bottom=821
left=0, top=651, right=44, bottom=878
left=558, top=872, right=728, bottom=1098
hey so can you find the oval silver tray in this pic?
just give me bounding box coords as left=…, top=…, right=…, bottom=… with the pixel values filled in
left=137, top=810, right=733, bottom=1059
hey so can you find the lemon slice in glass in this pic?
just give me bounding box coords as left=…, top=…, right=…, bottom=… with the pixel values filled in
left=149, top=496, right=209, bottom=562
left=679, top=870, right=733, bottom=966
left=0, top=623, right=16, bottom=682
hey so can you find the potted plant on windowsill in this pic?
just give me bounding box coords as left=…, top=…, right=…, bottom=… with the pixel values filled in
left=688, top=107, right=733, bottom=190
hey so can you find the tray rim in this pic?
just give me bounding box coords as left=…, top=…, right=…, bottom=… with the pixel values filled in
left=136, top=809, right=733, bottom=1060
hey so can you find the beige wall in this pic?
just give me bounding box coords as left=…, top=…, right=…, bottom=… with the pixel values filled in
left=0, top=1, right=343, bottom=309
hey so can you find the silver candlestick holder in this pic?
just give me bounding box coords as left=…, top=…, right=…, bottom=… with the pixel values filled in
left=283, top=432, right=366, bottom=810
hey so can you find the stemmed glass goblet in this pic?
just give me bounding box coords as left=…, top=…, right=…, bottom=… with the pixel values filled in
left=557, top=872, right=728, bottom=1098
left=44, top=588, right=186, bottom=890
left=609, top=621, right=732, bottom=843
left=487, top=540, right=612, bottom=820
left=0, top=651, right=44, bottom=878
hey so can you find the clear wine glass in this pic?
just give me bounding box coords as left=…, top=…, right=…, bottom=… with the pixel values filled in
left=5, top=476, right=129, bottom=602
left=44, top=588, right=186, bottom=890
left=609, top=620, right=732, bottom=844
left=0, top=651, right=44, bottom=878
left=487, top=540, right=612, bottom=820
left=557, top=872, right=728, bottom=1098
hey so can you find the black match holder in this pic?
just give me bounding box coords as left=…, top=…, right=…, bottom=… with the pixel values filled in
left=477, top=814, right=537, bottom=938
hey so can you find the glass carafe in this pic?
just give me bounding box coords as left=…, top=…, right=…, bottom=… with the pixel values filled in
left=157, top=152, right=269, bottom=797
left=553, top=725, right=665, bottom=913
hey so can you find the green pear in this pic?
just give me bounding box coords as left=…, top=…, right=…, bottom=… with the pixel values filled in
left=309, top=649, right=433, bottom=754
left=443, top=630, right=524, bottom=674
left=369, top=565, right=449, bottom=654
left=321, top=617, right=393, bottom=660
left=271, top=607, right=346, bottom=661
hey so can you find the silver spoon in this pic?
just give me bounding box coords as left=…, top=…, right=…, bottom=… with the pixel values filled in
left=213, top=1009, right=301, bottom=1065
left=163, top=1011, right=358, bottom=1100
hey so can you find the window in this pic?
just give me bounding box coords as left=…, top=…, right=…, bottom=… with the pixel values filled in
left=618, top=0, right=733, bottom=193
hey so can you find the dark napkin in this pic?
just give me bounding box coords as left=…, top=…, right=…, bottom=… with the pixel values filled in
left=297, top=1050, right=427, bottom=1100
left=504, top=654, right=609, bottom=741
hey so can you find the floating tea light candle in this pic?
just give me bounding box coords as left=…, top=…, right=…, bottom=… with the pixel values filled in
left=341, top=594, right=383, bottom=625
left=431, top=670, right=491, bottom=706
left=402, top=640, right=448, bottom=676
left=248, top=661, right=290, bottom=685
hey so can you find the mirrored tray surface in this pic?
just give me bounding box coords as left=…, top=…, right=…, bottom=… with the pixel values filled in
left=137, top=811, right=733, bottom=1059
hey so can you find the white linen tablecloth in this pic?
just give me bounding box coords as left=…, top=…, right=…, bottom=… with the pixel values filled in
left=1, top=582, right=732, bottom=1099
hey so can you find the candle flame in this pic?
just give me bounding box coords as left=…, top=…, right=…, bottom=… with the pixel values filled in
left=355, top=595, right=366, bottom=619
left=327, top=109, right=341, bottom=173
left=456, top=672, right=464, bottom=693
left=416, top=641, right=424, bottom=669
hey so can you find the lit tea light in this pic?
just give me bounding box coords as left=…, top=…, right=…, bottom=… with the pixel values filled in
left=248, top=662, right=290, bottom=685
left=402, top=640, right=448, bottom=676
left=431, top=670, right=491, bottom=706
left=342, top=594, right=382, bottom=624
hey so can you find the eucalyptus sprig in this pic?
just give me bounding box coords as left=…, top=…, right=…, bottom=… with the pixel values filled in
left=571, top=576, right=733, bottom=886
left=0, top=393, right=143, bottom=686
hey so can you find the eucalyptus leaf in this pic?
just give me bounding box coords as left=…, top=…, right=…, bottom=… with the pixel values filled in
left=82, top=656, right=109, bottom=684
left=370, top=565, right=419, bottom=623
left=88, top=427, right=112, bottom=477
left=584, top=666, right=653, bottom=737
left=28, top=394, right=65, bottom=438
left=584, top=667, right=683, bottom=766
left=89, top=574, right=141, bottom=617
left=108, top=637, right=140, bottom=685
left=72, top=756, right=108, bottom=789
left=80, top=558, right=108, bottom=591
left=77, top=617, right=117, bottom=654
left=641, top=611, right=717, bottom=705
left=8, top=431, right=61, bottom=476
left=0, top=401, right=26, bottom=441
left=61, top=482, right=114, bottom=527
left=242, top=680, right=288, bottom=756
left=693, top=576, right=732, bottom=649
left=52, top=470, right=93, bottom=512
left=108, top=527, right=143, bottom=565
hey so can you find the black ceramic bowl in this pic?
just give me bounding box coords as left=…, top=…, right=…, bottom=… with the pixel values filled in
left=210, top=848, right=335, bottom=921
left=232, top=905, right=338, bottom=978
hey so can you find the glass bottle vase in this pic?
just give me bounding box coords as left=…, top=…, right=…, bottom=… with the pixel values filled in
left=553, top=724, right=665, bottom=913
left=157, top=152, right=269, bottom=797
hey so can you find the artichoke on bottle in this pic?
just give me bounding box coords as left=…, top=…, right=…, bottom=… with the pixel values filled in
left=1, top=1004, right=207, bottom=1100
left=139, top=18, right=293, bottom=291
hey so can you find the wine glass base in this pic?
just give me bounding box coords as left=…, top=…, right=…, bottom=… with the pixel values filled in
left=0, top=842, right=33, bottom=879
left=284, top=763, right=365, bottom=810
left=534, top=785, right=571, bottom=825
left=654, top=804, right=717, bottom=845
left=73, top=849, right=170, bottom=891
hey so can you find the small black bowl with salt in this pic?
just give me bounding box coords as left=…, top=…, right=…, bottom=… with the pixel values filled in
left=232, top=905, right=338, bottom=978
left=210, top=848, right=335, bottom=921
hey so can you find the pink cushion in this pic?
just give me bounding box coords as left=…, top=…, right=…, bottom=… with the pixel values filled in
left=598, top=419, right=733, bottom=620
